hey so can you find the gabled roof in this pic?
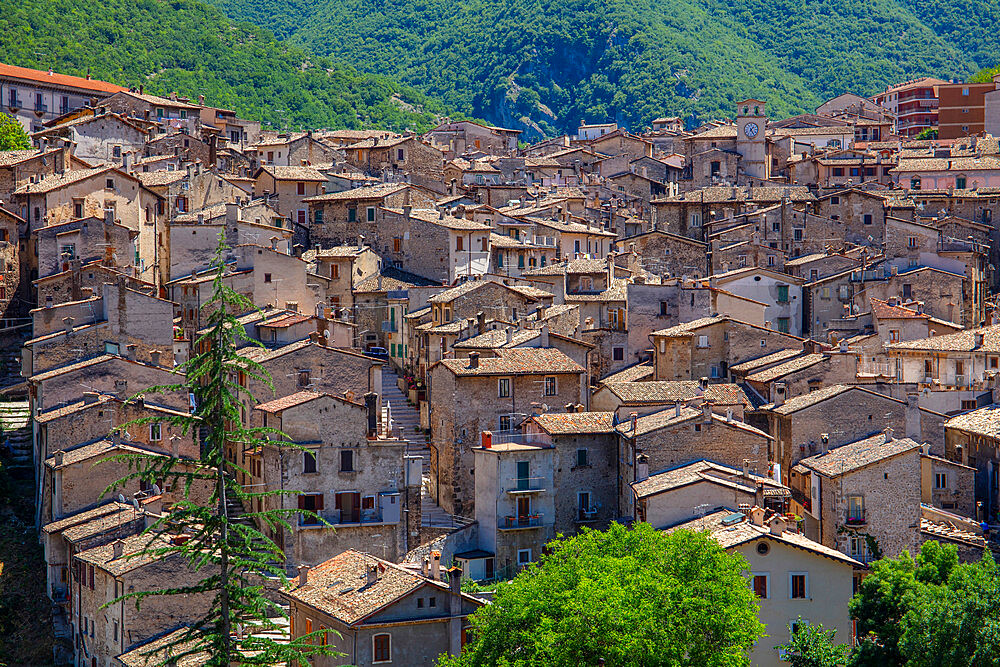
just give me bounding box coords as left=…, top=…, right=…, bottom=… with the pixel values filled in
left=302, top=182, right=409, bottom=203
left=529, top=411, right=615, bottom=435
left=888, top=323, right=1000, bottom=353
left=766, top=384, right=902, bottom=415
left=615, top=405, right=771, bottom=440
left=798, top=434, right=920, bottom=477
left=745, top=353, right=827, bottom=383
left=667, top=509, right=862, bottom=567
left=0, top=62, right=125, bottom=94
left=600, top=381, right=752, bottom=408
left=283, top=549, right=482, bottom=626
left=633, top=459, right=786, bottom=499
left=728, top=349, right=805, bottom=374
left=255, top=165, right=327, bottom=182
left=945, top=404, right=1000, bottom=439
left=435, top=347, right=585, bottom=377
left=76, top=531, right=177, bottom=576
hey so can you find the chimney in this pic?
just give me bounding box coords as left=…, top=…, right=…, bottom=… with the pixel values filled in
left=884, top=427, right=894, bottom=443
left=469, top=352, right=480, bottom=369
left=358, top=234, right=365, bottom=250
left=171, top=436, right=179, bottom=459
left=430, top=551, right=442, bottom=580
left=448, top=566, right=462, bottom=594
left=636, top=454, right=649, bottom=482
left=149, top=350, right=161, bottom=367
left=112, top=540, right=124, bottom=559
left=769, top=515, right=786, bottom=537
left=749, top=506, right=766, bottom=527
left=403, top=205, right=412, bottom=218
left=124, top=343, right=136, bottom=359
left=630, top=411, right=638, bottom=434
left=481, top=430, right=493, bottom=449
left=698, top=376, right=708, bottom=392
left=726, top=408, right=734, bottom=422
left=674, top=402, right=682, bottom=418
left=539, top=324, right=550, bottom=348
left=364, top=392, right=378, bottom=437
left=975, top=332, right=985, bottom=348
left=53, top=450, right=64, bottom=466
left=773, top=382, right=786, bottom=407
left=476, top=311, right=486, bottom=335
left=83, top=391, right=99, bottom=404
left=62, top=316, right=74, bottom=334
left=505, top=328, right=513, bottom=345
left=105, top=208, right=114, bottom=226
left=366, top=564, right=378, bottom=586
left=702, top=401, right=712, bottom=423
left=298, top=565, right=310, bottom=586
left=421, top=556, right=430, bottom=578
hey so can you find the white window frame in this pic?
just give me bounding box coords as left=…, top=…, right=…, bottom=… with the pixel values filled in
left=934, top=472, right=947, bottom=490
left=789, top=572, right=809, bottom=600
left=697, top=335, right=710, bottom=348
left=517, top=548, right=532, bottom=564
left=372, top=632, right=392, bottom=664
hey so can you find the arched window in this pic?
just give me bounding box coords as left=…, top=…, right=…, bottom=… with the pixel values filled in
left=911, top=177, right=922, bottom=191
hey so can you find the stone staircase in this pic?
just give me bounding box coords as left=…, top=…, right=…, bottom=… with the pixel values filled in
left=0, top=400, right=31, bottom=469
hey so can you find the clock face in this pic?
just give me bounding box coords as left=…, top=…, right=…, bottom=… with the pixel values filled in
left=744, top=122, right=759, bottom=139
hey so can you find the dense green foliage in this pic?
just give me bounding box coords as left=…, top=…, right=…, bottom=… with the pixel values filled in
left=778, top=620, right=851, bottom=667
left=204, top=0, right=991, bottom=136
left=849, top=541, right=1000, bottom=667
left=0, top=113, right=30, bottom=151
left=0, top=0, right=454, bottom=132
left=438, top=523, right=765, bottom=667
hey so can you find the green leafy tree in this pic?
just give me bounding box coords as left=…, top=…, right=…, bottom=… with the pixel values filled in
left=106, top=237, right=339, bottom=665
left=848, top=540, right=1000, bottom=667
left=915, top=128, right=938, bottom=140
left=778, top=619, right=851, bottom=667
left=439, top=523, right=765, bottom=667
left=0, top=113, right=29, bottom=151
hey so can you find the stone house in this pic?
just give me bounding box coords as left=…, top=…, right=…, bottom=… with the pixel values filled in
left=615, top=404, right=772, bottom=517
left=342, top=135, right=445, bottom=191
left=632, top=460, right=789, bottom=529
left=353, top=266, right=442, bottom=355
left=783, top=248, right=868, bottom=283
left=451, top=325, right=591, bottom=372
left=427, top=348, right=587, bottom=515
left=97, top=90, right=201, bottom=125
left=33, top=260, right=154, bottom=308
left=921, top=452, right=976, bottom=516
left=650, top=315, right=803, bottom=382
left=141, top=130, right=212, bottom=167
left=282, top=550, right=483, bottom=667
left=857, top=265, right=968, bottom=327
left=252, top=165, right=327, bottom=229
left=72, top=532, right=210, bottom=666
left=943, top=405, right=1000, bottom=519
left=887, top=323, right=1000, bottom=389
left=249, top=391, right=421, bottom=567
left=791, top=432, right=923, bottom=561
left=42, top=437, right=210, bottom=524
left=33, top=112, right=150, bottom=165
left=744, top=350, right=858, bottom=402
left=669, top=509, right=860, bottom=667
left=302, top=244, right=381, bottom=310
left=0, top=207, right=24, bottom=319
left=0, top=146, right=79, bottom=212
left=651, top=186, right=815, bottom=241
left=425, top=120, right=521, bottom=157
left=24, top=281, right=176, bottom=375
left=13, top=166, right=165, bottom=283
left=520, top=214, right=617, bottom=265
left=303, top=183, right=437, bottom=248
left=375, top=207, right=493, bottom=284
left=614, top=230, right=709, bottom=279
left=34, top=213, right=135, bottom=280
left=521, top=256, right=628, bottom=305
left=249, top=131, right=339, bottom=169
left=761, top=384, right=913, bottom=484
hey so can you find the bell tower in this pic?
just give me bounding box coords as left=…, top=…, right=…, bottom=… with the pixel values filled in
left=736, top=99, right=768, bottom=182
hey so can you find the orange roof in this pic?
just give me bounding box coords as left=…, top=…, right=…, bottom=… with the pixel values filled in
left=0, top=62, right=125, bottom=95
left=871, top=297, right=927, bottom=320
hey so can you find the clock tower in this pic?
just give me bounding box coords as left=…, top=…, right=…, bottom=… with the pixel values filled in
left=736, top=99, right=768, bottom=182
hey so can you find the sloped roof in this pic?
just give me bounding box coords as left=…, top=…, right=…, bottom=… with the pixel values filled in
left=767, top=384, right=901, bottom=415
left=633, top=459, right=786, bottom=499
left=0, top=62, right=125, bottom=94
left=530, top=411, right=616, bottom=435
left=436, top=347, right=585, bottom=377
left=798, top=434, right=921, bottom=477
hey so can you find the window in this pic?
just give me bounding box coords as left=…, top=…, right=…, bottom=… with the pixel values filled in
left=576, top=448, right=589, bottom=468
left=832, top=167, right=844, bottom=177
left=296, top=182, right=306, bottom=195
left=697, top=335, right=709, bottom=348
left=962, top=399, right=978, bottom=411
left=790, top=573, right=808, bottom=599
left=417, top=597, right=424, bottom=608
left=772, top=221, right=781, bottom=232
left=517, top=549, right=532, bottom=565
left=847, top=495, right=864, bottom=522
left=106, top=177, right=115, bottom=190
left=956, top=175, right=967, bottom=189
left=934, top=472, right=947, bottom=490
left=752, top=574, right=769, bottom=599
left=776, top=317, right=790, bottom=333
left=73, top=199, right=84, bottom=218
left=777, top=284, right=789, bottom=303
left=902, top=283, right=912, bottom=300
left=911, top=177, right=921, bottom=190
left=613, top=346, right=624, bottom=361
left=340, top=450, right=354, bottom=472
left=334, top=492, right=359, bottom=522
left=297, top=369, right=310, bottom=387
left=907, top=236, right=918, bottom=249
left=456, top=235, right=464, bottom=251
left=498, top=415, right=511, bottom=431
left=303, top=450, right=317, bottom=474
left=850, top=167, right=860, bottom=177
left=428, top=596, right=436, bottom=607
left=829, top=196, right=840, bottom=205
left=793, top=228, right=803, bottom=241
left=889, top=329, right=900, bottom=343
left=348, top=207, right=357, bottom=223
left=373, top=634, right=391, bottom=663
left=149, top=423, right=161, bottom=441
left=963, top=86, right=970, bottom=96
left=544, top=376, right=557, bottom=396
left=393, top=237, right=402, bottom=253
left=498, top=378, right=511, bottom=398
left=659, top=301, right=668, bottom=316
left=710, top=160, right=721, bottom=176
left=366, top=207, right=376, bottom=222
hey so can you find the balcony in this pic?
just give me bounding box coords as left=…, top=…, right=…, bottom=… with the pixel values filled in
left=7, top=97, right=21, bottom=110
left=844, top=510, right=866, bottom=527
left=504, top=476, right=547, bottom=494
left=499, top=514, right=545, bottom=530
left=34, top=103, right=48, bottom=114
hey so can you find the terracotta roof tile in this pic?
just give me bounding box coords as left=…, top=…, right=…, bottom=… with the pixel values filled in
left=798, top=434, right=920, bottom=477
left=767, top=384, right=901, bottom=415
left=530, top=411, right=615, bottom=435
left=746, top=353, right=827, bottom=383
left=945, top=404, right=1000, bottom=438
left=633, top=460, right=786, bottom=499
left=889, top=323, right=1000, bottom=353
left=437, top=347, right=585, bottom=376
left=302, top=182, right=408, bottom=203
left=0, top=62, right=125, bottom=94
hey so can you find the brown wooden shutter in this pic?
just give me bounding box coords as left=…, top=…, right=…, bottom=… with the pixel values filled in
left=334, top=493, right=343, bottom=510
left=316, top=494, right=324, bottom=511
left=297, top=495, right=305, bottom=510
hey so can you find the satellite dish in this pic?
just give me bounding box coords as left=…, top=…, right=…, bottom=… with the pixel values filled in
left=118, top=494, right=126, bottom=504
left=152, top=484, right=162, bottom=496
left=132, top=498, right=141, bottom=511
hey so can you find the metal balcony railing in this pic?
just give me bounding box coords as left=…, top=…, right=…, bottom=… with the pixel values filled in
left=844, top=510, right=866, bottom=526
left=504, top=476, right=547, bottom=493
left=500, top=514, right=544, bottom=529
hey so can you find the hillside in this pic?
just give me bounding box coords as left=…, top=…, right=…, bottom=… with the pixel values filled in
left=205, top=0, right=993, bottom=136
left=0, top=0, right=454, bottom=133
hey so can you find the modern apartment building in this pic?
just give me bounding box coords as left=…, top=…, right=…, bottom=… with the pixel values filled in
left=873, top=77, right=947, bottom=138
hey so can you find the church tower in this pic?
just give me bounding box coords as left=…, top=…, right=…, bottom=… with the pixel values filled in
left=736, top=99, right=768, bottom=182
